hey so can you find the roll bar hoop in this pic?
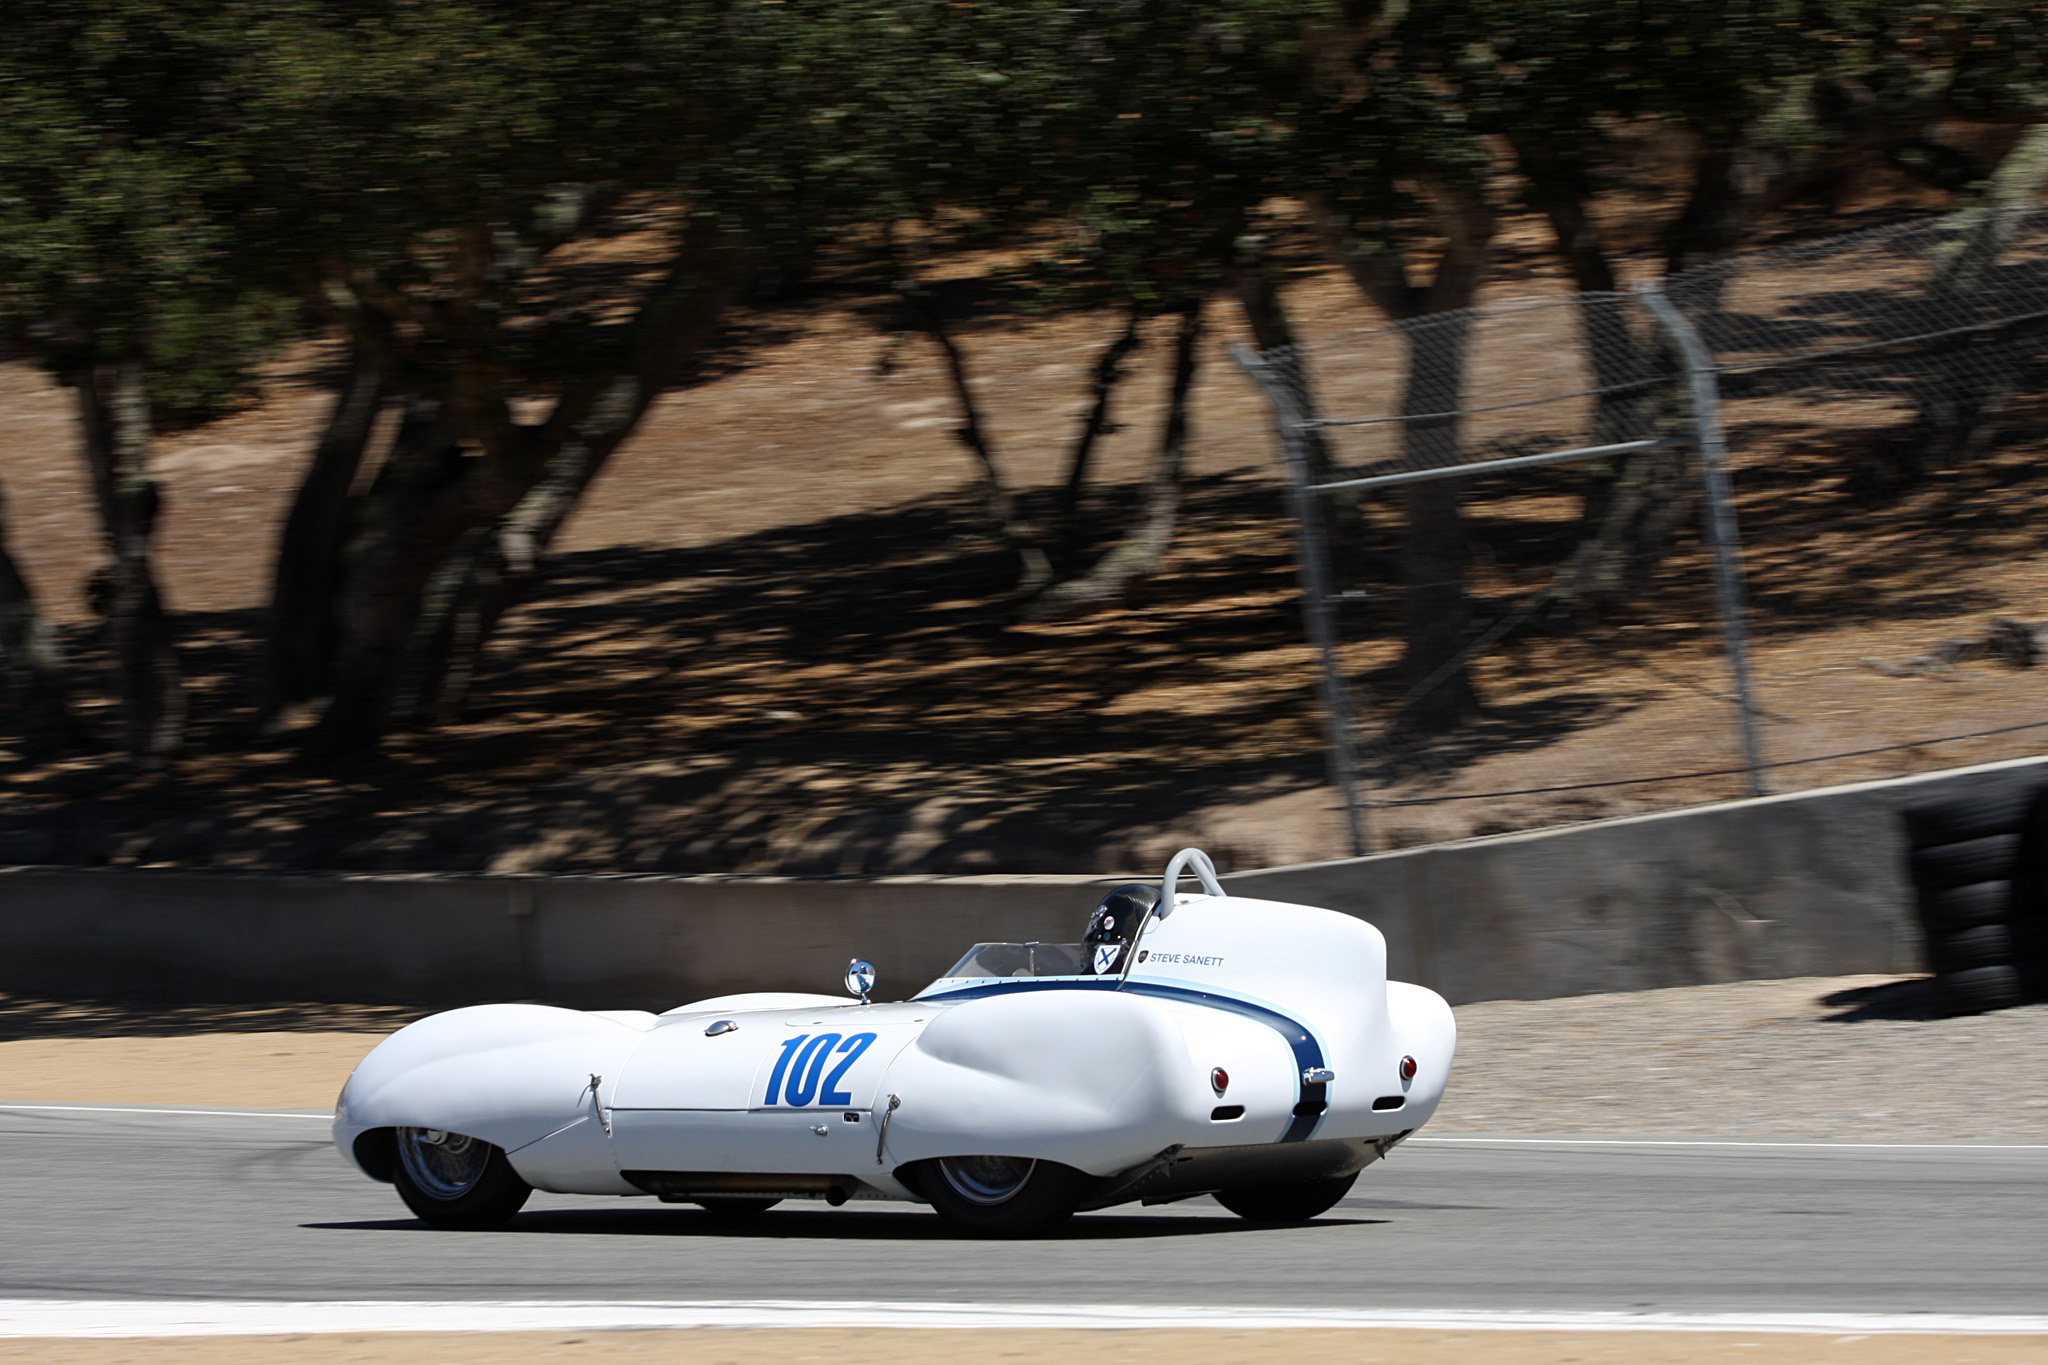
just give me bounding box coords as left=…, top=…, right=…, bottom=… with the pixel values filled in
left=1119, top=848, right=1224, bottom=986
left=1160, top=846, right=1226, bottom=905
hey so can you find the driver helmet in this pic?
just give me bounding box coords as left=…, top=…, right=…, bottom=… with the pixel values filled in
left=1084, top=883, right=1159, bottom=976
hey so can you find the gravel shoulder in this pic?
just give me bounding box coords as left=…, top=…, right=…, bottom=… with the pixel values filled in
left=3, top=974, right=2044, bottom=1138
left=1443, top=974, right=2048, bottom=1140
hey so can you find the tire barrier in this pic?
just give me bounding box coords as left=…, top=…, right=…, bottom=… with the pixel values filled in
left=1901, top=787, right=2048, bottom=1015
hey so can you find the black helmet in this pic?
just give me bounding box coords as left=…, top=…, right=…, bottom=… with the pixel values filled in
left=1084, top=883, right=1159, bottom=976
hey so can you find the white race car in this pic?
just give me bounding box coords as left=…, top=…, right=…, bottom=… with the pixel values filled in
left=333, top=849, right=1456, bottom=1236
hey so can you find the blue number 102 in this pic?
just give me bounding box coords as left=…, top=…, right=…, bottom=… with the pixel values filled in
left=763, top=1034, right=808, bottom=1106
left=763, top=1032, right=878, bottom=1107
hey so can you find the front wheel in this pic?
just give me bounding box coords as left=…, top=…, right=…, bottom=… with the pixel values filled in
left=1215, top=1172, right=1357, bottom=1223
left=908, top=1155, right=1087, bottom=1238
left=391, top=1127, right=532, bottom=1230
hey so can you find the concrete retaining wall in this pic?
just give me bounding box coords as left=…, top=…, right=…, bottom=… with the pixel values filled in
left=3, top=755, right=2043, bottom=1008
left=1230, top=754, right=2048, bottom=1003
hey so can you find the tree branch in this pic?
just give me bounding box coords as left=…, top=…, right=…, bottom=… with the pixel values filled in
left=1056, top=303, right=1146, bottom=566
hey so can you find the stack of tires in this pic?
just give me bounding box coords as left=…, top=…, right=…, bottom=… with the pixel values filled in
left=1902, top=787, right=2048, bottom=1015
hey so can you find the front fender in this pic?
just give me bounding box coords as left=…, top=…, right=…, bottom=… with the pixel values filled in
left=332, top=1004, right=653, bottom=1179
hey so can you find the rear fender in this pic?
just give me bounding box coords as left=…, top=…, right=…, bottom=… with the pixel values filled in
left=1381, top=981, right=1456, bottom=1129
left=877, top=991, right=1195, bottom=1177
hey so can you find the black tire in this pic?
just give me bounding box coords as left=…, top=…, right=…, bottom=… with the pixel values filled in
left=2009, top=915, right=2048, bottom=962
left=2006, top=789, right=2048, bottom=916
left=2017, top=957, right=2048, bottom=1003
left=1934, top=965, right=2024, bottom=1016
left=1908, top=835, right=2021, bottom=891
left=909, top=1156, right=1088, bottom=1238
left=1215, top=1172, right=1359, bottom=1224
left=2011, top=871, right=2048, bottom=922
left=1916, top=881, right=2012, bottom=932
left=2012, top=788, right=2048, bottom=876
left=1925, top=923, right=2017, bottom=974
left=694, top=1198, right=782, bottom=1220
left=1916, top=879, right=2015, bottom=933
left=389, top=1127, right=532, bottom=1230
left=1902, top=789, right=2040, bottom=847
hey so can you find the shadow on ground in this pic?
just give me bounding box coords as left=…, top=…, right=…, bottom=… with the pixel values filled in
left=302, top=1207, right=1383, bottom=1240
left=1814, top=976, right=1944, bottom=1022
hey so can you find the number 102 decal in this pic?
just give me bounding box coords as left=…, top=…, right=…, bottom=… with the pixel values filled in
left=764, top=1032, right=877, bottom=1107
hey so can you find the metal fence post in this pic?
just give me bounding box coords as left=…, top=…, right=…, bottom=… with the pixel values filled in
left=1638, top=285, right=1770, bottom=798
left=1231, top=343, right=1367, bottom=856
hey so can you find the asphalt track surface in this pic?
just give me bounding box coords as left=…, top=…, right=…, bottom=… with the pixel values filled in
left=2, top=1104, right=2043, bottom=1316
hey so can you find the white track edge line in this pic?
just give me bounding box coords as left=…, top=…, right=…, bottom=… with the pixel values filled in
left=0, top=1104, right=326, bottom=1120
left=2, top=1300, right=2046, bottom=1338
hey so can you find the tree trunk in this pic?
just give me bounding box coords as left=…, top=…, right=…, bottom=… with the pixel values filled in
left=1506, top=136, right=1661, bottom=478
left=392, top=421, right=603, bottom=727
left=1553, top=436, right=1693, bottom=607
left=1496, top=135, right=1696, bottom=609
left=1394, top=318, right=1482, bottom=731
left=260, top=349, right=383, bottom=724
left=0, top=479, right=83, bottom=756
left=1026, top=303, right=1202, bottom=620
left=1232, top=233, right=1339, bottom=482
left=311, top=395, right=470, bottom=752
left=315, top=233, right=750, bottom=750
left=895, top=282, right=1051, bottom=593
left=1509, top=151, right=1691, bottom=609
left=393, top=523, right=492, bottom=725
left=75, top=359, right=184, bottom=764
left=1863, top=125, right=2048, bottom=493
left=1928, top=126, right=2048, bottom=294
left=1665, top=145, right=1753, bottom=280
left=1565, top=121, right=1849, bottom=601
left=1320, top=180, right=1495, bottom=733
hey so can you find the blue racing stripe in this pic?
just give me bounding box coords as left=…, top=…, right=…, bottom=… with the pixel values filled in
left=915, top=977, right=1328, bottom=1141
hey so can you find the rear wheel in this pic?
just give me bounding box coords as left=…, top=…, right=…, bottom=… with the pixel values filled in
left=1215, top=1172, right=1358, bottom=1223
left=391, top=1127, right=532, bottom=1230
left=911, top=1155, right=1087, bottom=1237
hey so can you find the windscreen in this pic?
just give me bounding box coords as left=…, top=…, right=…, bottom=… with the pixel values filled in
left=936, top=942, right=1088, bottom=980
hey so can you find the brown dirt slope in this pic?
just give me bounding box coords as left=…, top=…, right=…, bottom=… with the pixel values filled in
left=1, top=200, right=2046, bottom=875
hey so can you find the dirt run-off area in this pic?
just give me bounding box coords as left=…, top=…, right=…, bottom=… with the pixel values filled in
left=4, top=200, right=2048, bottom=876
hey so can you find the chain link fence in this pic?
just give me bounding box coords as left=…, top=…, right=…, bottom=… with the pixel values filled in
left=1238, top=207, right=2048, bottom=855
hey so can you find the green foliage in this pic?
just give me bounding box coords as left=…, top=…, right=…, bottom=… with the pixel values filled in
left=1044, top=0, right=1332, bottom=309
left=0, top=2, right=281, bottom=406
left=798, top=0, right=1338, bottom=316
